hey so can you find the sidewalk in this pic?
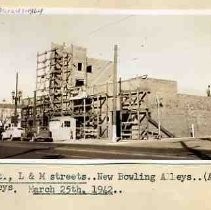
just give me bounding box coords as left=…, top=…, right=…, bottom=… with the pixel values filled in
left=55, top=137, right=211, bottom=152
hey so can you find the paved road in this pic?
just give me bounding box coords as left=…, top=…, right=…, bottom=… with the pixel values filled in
left=1, top=138, right=211, bottom=159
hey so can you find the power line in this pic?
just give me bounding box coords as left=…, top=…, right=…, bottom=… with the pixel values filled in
left=88, top=15, right=134, bottom=37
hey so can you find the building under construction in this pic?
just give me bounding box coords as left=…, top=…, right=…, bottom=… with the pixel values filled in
left=21, top=43, right=211, bottom=141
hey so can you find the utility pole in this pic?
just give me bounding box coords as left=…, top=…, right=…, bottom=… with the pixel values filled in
left=33, top=90, right=37, bottom=131
left=83, top=97, right=86, bottom=140
left=12, top=73, right=22, bottom=127
left=14, top=73, right=18, bottom=127
left=112, top=45, right=118, bottom=142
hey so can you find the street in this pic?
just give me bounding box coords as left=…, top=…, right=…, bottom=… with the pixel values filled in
left=0, top=138, right=211, bottom=159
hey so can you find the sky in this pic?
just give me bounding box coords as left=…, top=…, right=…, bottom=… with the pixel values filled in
left=0, top=14, right=211, bottom=102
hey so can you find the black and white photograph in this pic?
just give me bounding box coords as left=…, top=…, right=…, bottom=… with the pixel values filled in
left=0, top=13, right=211, bottom=159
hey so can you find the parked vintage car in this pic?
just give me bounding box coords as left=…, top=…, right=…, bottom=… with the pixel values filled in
left=0, top=126, right=4, bottom=140
left=2, top=127, right=25, bottom=141
left=33, top=127, right=53, bottom=142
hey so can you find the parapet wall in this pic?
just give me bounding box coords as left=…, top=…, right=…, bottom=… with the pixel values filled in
left=121, top=77, right=178, bottom=96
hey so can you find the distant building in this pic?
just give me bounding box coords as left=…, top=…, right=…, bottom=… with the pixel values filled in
left=0, top=102, right=21, bottom=128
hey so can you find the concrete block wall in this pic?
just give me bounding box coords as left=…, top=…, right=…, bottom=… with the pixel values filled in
left=71, top=45, right=113, bottom=88
left=174, top=94, right=211, bottom=137
left=72, top=45, right=87, bottom=86
left=148, top=93, right=211, bottom=137
left=86, top=58, right=113, bottom=87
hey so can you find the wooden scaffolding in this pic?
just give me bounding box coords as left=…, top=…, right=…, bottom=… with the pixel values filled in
left=32, top=43, right=110, bottom=139
left=36, top=43, right=75, bottom=123
left=70, top=93, right=109, bottom=139
left=119, top=89, right=151, bottom=140
left=21, top=42, right=175, bottom=140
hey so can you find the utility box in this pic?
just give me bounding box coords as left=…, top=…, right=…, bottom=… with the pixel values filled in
left=49, top=116, right=76, bottom=142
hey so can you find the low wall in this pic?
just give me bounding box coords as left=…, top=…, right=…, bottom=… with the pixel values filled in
left=149, top=94, right=211, bottom=137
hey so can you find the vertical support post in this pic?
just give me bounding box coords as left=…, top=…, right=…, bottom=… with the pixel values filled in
left=146, top=91, right=149, bottom=140
left=118, top=78, right=122, bottom=140
left=191, top=124, right=195, bottom=138
left=129, top=91, right=132, bottom=139
left=112, top=45, right=118, bottom=142
left=97, top=95, right=100, bottom=139
left=36, top=52, right=39, bottom=128
left=36, top=52, right=39, bottom=93
left=91, top=97, right=94, bottom=138
left=156, top=95, right=161, bottom=138
left=14, top=72, right=18, bottom=127
left=83, top=98, right=86, bottom=140
left=106, top=82, right=109, bottom=138
left=146, top=109, right=149, bottom=140
left=42, top=95, right=45, bottom=127
left=61, top=46, right=65, bottom=117
left=118, top=77, right=122, bottom=96
left=137, top=89, right=140, bottom=140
